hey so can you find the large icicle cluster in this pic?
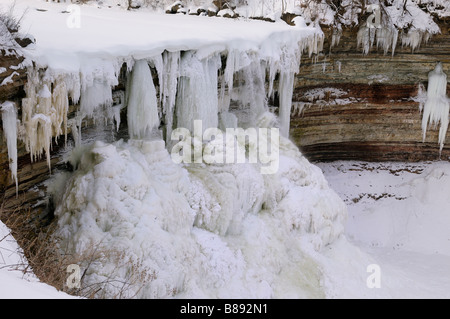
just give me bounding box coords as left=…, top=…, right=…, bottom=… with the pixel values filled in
left=355, top=0, right=440, bottom=55
left=421, top=62, right=449, bottom=152
left=1, top=101, right=18, bottom=195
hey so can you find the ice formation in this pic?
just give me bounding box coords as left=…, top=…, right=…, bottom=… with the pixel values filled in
left=176, top=52, right=221, bottom=134
left=126, top=60, right=159, bottom=139
left=354, top=0, right=439, bottom=55
left=161, top=51, right=180, bottom=144
left=421, top=62, right=449, bottom=152
left=357, top=25, right=399, bottom=56
left=1, top=101, right=18, bottom=195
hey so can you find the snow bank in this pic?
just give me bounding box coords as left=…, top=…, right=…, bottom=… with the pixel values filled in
left=0, top=221, right=75, bottom=299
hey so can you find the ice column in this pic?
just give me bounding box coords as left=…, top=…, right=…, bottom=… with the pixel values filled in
left=421, top=62, right=449, bottom=152
left=126, top=60, right=160, bottom=139
left=1, top=101, right=18, bottom=195
left=161, top=51, right=180, bottom=144
left=278, top=71, right=295, bottom=137
left=176, top=52, right=221, bottom=133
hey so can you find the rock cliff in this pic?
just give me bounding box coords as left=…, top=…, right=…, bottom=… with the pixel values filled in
left=291, top=19, right=450, bottom=162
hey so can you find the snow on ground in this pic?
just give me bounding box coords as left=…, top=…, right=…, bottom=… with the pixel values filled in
left=0, top=222, right=75, bottom=299
left=317, top=160, right=450, bottom=298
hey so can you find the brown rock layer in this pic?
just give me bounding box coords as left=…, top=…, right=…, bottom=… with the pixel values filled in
left=292, top=19, right=450, bottom=162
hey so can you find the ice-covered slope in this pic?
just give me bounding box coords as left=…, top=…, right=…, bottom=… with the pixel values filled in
left=0, top=0, right=351, bottom=299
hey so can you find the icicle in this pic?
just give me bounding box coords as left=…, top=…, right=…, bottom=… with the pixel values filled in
left=22, top=83, right=53, bottom=170
left=175, top=52, right=221, bottom=133
left=126, top=59, right=160, bottom=140
left=421, top=62, right=449, bottom=153
left=110, top=90, right=124, bottom=132
left=161, top=51, right=180, bottom=145
left=357, top=24, right=399, bottom=56
left=278, top=44, right=301, bottom=138
left=221, top=50, right=252, bottom=112
left=414, top=83, right=427, bottom=113
left=336, top=61, right=342, bottom=73
left=401, top=29, right=427, bottom=53
left=1, top=101, right=18, bottom=196
left=278, top=71, right=295, bottom=138
left=52, top=79, right=69, bottom=144
left=231, top=55, right=268, bottom=127
left=79, top=59, right=117, bottom=120
left=267, top=58, right=280, bottom=100
left=331, top=28, right=342, bottom=49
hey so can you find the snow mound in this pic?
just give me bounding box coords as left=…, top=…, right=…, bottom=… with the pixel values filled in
left=0, top=221, right=75, bottom=299
left=52, top=133, right=346, bottom=298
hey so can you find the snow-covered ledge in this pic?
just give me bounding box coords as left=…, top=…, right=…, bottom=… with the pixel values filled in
left=2, top=0, right=323, bottom=181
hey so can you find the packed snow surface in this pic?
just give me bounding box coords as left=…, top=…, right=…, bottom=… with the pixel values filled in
left=318, top=161, right=450, bottom=298
left=0, top=221, right=75, bottom=298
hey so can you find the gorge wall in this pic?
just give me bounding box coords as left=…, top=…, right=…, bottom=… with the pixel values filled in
left=292, top=18, right=450, bottom=162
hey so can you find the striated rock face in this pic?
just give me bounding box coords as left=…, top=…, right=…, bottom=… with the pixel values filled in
left=291, top=20, right=450, bottom=162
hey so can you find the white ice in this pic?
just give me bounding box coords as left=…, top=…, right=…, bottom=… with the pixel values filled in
left=126, top=60, right=159, bottom=139
left=1, top=101, right=18, bottom=195
left=421, top=62, right=449, bottom=152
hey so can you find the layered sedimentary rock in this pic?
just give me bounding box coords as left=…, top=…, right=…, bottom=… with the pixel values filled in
left=291, top=20, right=450, bottom=162
left=1, top=17, right=449, bottom=216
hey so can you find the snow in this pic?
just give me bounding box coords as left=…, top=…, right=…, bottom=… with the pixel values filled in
left=0, top=221, right=76, bottom=299
left=5, top=0, right=319, bottom=69
left=0, top=71, right=19, bottom=86
left=292, top=87, right=360, bottom=116
left=317, top=161, right=450, bottom=298
left=421, top=62, right=449, bottom=152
